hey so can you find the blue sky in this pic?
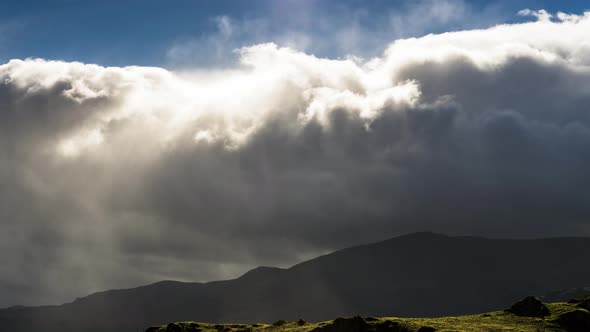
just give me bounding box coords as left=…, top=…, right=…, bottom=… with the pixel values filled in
left=0, top=0, right=587, bottom=68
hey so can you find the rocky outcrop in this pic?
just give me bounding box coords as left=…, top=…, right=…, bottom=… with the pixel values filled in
left=506, top=296, right=550, bottom=317
left=555, top=310, right=590, bottom=332
left=311, top=316, right=434, bottom=332
left=575, top=298, right=590, bottom=311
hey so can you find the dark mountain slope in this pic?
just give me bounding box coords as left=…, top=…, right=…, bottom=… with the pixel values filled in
left=1, top=232, right=589, bottom=332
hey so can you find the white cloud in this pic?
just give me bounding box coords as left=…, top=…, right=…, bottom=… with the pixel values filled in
left=518, top=9, right=552, bottom=22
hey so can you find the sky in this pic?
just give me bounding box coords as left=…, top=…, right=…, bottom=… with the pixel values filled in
left=1, top=0, right=590, bottom=308
left=0, top=0, right=587, bottom=67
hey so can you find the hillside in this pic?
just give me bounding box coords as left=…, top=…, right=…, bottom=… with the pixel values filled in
left=146, top=296, right=590, bottom=332
left=1, top=232, right=590, bottom=332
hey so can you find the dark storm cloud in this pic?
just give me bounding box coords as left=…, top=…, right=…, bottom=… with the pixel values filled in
left=1, top=11, right=590, bottom=307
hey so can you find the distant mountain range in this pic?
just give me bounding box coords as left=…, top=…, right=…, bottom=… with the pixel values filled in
left=1, top=232, right=589, bottom=332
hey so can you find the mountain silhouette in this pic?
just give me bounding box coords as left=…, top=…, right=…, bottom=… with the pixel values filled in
left=1, top=232, right=589, bottom=332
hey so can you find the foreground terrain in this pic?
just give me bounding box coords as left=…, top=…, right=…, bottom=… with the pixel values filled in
left=146, top=296, right=590, bottom=332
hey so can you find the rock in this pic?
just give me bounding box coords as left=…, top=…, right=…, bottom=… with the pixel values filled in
left=312, top=316, right=369, bottom=332
left=297, top=319, right=307, bottom=326
left=576, top=298, right=590, bottom=311
left=555, top=310, right=590, bottom=332
left=213, top=325, right=232, bottom=332
left=373, top=321, right=412, bottom=332
left=273, top=320, right=287, bottom=327
left=506, top=296, right=550, bottom=317
left=312, top=318, right=416, bottom=332
left=417, top=327, right=436, bottom=332
left=165, top=323, right=182, bottom=332
left=184, top=322, right=202, bottom=332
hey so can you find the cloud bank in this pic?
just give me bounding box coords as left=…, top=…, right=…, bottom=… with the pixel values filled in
left=2, top=11, right=590, bottom=307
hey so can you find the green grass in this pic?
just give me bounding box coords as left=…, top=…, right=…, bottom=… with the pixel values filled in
left=145, top=301, right=588, bottom=332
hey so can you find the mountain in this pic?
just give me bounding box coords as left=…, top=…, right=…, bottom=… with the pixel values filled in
left=1, top=232, right=589, bottom=332
left=541, top=287, right=590, bottom=303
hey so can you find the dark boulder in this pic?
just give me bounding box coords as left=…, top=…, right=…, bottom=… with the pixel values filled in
left=312, top=316, right=369, bottom=332
left=417, top=327, right=436, bottom=332
left=576, top=298, right=590, bottom=311
left=373, top=320, right=412, bottom=332
left=506, top=296, right=550, bottom=317
left=555, top=310, right=590, bottom=332
left=312, top=317, right=417, bottom=332
left=165, top=323, right=182, bottom=332
left=183, top=322, right=203, bottom=332
left=297, top=319, right=307, bottom=326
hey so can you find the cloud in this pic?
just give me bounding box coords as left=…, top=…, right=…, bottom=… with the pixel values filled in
left=518, top=9, right=553, bottom=22
left=2, top=10, right=590, bottom=307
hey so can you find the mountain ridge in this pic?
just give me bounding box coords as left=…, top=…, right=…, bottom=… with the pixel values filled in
left=2, top=232, right=590, bottom=332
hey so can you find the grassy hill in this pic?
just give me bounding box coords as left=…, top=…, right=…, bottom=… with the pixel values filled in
left=145, top=296, right=590, bottom=332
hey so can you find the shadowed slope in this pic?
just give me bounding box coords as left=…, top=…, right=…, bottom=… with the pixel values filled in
left=1, top=232, right=590, bottom=332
